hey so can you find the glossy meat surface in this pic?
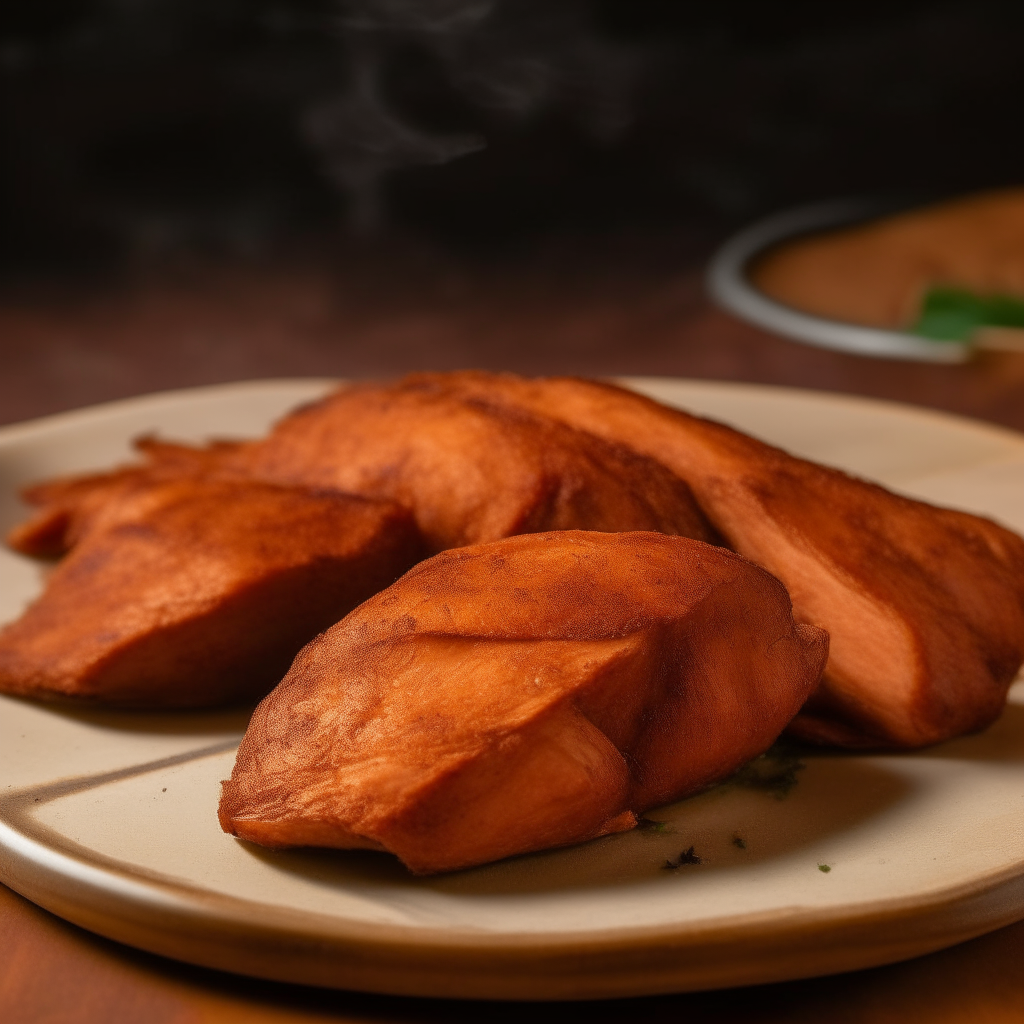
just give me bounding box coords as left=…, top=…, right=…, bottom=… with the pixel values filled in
left=431, top=371, right=1024, bottom=748
left=0, top=479, right=422, bottom=706
left=219, top=531, right=828, bottom=874
left=230, top=378, right=717, bottom=551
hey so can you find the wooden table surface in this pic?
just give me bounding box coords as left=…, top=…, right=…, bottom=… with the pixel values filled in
left=4, top=247, right=1024, bottom=1022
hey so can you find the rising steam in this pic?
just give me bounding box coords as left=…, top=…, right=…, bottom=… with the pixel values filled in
left=301, top=0, right=638, bottom=229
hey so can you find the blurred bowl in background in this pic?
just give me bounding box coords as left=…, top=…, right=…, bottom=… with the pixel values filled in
left=707, top=200, right=971, bottom=364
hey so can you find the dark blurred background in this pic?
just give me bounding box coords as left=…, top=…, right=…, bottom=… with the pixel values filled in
left=2, top=0, right=1024, bottom=425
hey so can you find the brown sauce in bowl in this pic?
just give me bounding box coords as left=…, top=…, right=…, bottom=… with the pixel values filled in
left=751, top=188, right=1024, bottom=330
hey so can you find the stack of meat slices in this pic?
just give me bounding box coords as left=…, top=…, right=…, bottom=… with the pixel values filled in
left=3, top=372, right=1024, bottom=873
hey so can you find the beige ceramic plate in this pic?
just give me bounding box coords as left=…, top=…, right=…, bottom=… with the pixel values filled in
left=3, top=378, right=1024, bottom=1001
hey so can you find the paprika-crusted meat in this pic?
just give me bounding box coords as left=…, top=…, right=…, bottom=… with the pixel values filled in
left=220, top=531, right=828, bottom=874
left=230, top=379, right=718, bottom=552
left=3, top=382, right=716, bottom=709
left=0, top=478, right=422, bottom=706
left=9, top=370, right=1022, bottom=750
left=428, top=370, right=1024, bottom=749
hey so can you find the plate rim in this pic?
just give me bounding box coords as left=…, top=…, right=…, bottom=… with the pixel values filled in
left=4, top=374, right=1024, bottom=455
left=5, top=802, right=1024, bottom=1000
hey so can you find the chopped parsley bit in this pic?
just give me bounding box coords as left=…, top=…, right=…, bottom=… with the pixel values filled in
left=730, top=743, right=805, bottom=799
left=818, top=863, right=831, bottom=873
left=663, top=846, right=702, bottom=869
left=637, top=817, right=671, bottom=833
left=732, top=835, right=747, bottom=850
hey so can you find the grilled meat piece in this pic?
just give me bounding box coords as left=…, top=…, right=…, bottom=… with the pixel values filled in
left=230, top=379, right=718, bottom=551
left=220, top=531, right=828, bottom=874
left=428, top=370, right=1024, bottom=749
left=0, top=478, right=422, bottom=707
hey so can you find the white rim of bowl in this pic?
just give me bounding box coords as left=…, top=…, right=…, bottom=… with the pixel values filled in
left=706, top=199, right=971, bottom=364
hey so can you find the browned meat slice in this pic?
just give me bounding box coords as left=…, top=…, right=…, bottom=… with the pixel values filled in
left=219, top=531, right=828, bottom=874
left=229, top=378, right=717, bottom=551
left=427, top=370, right=1024, bottom=749
left=11, top=381, right=714, bottom=558
left=9, top=438, right=248, bottom=559
left=0, top=479, right=422, bottom=707
left=3, top=380, right=714, bottom=710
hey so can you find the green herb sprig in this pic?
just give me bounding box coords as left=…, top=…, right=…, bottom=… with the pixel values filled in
left=913, top=288, right=1024, bottom=342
